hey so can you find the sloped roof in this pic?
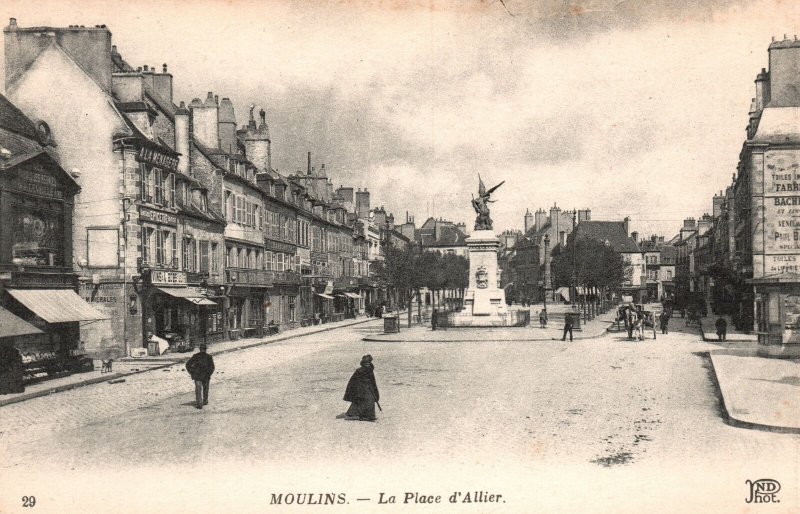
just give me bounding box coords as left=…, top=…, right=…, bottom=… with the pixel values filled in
left=573, top=221, right=641, bottom=253
left=0, top=93, right=39, bottom=140
left=753, top=106, right=800, bottom=144
left=660, top=245, right=677, bottom=259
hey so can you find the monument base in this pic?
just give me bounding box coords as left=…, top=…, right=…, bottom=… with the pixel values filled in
left=444, top=229, right=528, bottom=327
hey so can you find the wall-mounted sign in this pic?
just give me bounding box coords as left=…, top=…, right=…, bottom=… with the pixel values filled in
left=140, top=207, right=177, bottom=226
left=12, top=204, right=63, bottom=266
left=265, top=239, right=296, bottom=254
left=11, top=272, right=74, bottom=288
left=148, top=270, right=187, bottom=286
left=9, top=165, right=65, bottom=199
left=137, top=146, right=179, bottom=171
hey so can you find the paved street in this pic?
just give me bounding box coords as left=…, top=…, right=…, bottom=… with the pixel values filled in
left=1, top=318, right=797, bottom=514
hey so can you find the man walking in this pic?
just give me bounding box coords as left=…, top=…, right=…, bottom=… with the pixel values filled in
left=186, top=344, right=215, bottom=409
left=561, top=312, right=574, bottom=342
left=659, top=310, right=670, bottom=334
left=715, top=317, right=728, bottom=341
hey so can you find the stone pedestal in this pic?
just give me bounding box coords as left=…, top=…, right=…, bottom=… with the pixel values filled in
left=446, top=230, right=526, bottom=327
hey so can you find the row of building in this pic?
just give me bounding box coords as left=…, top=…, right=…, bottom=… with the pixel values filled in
left=500, top=205, right=671, bottom=305
left=0, top=18, right=452, bottom=364
left=672, top=36, right=800, bottom=358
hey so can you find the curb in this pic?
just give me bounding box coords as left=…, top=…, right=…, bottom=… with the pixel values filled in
left=362, top=321, right=614, bottom=343
left=703, top=352, right=800, bottom=434
left=0, top=318, right=377, bottom=408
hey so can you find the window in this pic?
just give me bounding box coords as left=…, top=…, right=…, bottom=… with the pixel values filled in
left=141, top=164, right=152, bottom=202
left=667, top=270, right=673, bottom=280
left=142, top=227, right=154, bottom=265
left=154, top=168, right=164, bottom=205
left=155, top=230, right=166, bottom=266
left=170, top=232, right=177, bottom=268
left=183, top=237, right=196, bottom=272
left=226, top=191, right=234, bottom=221
left=211, top=243, right=219, bottom=273
left=288, top=296, right=296, bottom=322
left=87, top=228, right=119, bottom=268
left=265, top=251, right=273, bottom=271
left=277, top=252, right=285, bottom=272
left=199, top=240, right=210, bottom=273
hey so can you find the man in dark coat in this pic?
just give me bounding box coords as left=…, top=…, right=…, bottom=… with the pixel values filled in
left=659, top=310, right=670, bottom=334
left=343, top=354, right=380, bottom=421
left=186, top=344, right=215, bottom=409
left=715, top=317, right=728, bottom=341
left=561, top=313, right=574, bottom=342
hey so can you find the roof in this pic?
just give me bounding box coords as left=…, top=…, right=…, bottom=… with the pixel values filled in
left=0, top=306, right=43, bottom=338
left=660, top=246, right=677, bottom=259
left=573, top=221, right=641, bottom=253
left=0, top=93, right=39, bottom=140
left=752, top=107, right=800, bottom=144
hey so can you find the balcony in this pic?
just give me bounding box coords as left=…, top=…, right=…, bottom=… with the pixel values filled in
left=266, top=269, right=300, bottom=285
left=225, top=268, right=273, bottom=287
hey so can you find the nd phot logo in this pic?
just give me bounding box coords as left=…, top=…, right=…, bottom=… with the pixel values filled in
left=745, top=479, right=780, bottom=504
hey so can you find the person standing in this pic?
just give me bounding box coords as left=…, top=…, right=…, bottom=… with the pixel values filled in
left=659, top=310, right=670, bottom=334
left=715, top=317, right=728, bottom=341
left=539, top=309, right=548, bottom=329
left=343, top=355, right=380, bottom=421
left=561, top=312, right=573, bottom=342
left=186, top=344, right=215, bottom=409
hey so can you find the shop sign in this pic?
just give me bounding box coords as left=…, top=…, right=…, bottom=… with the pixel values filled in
left=12, top=203, right=64, bottom=267
left=137, top=146, right=178, bottom=171
left=139, top=207, right=177, bottom=226
left=11, top=272, right=74, bottom=288
left=8, top=165, right=65, bottom=199
left=265, top=239, right=296, bottom=254
left=149, top=270, right=187, bottom=286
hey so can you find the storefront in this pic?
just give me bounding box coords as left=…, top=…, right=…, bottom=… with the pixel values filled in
left=140, top=269, right=220, bottom=349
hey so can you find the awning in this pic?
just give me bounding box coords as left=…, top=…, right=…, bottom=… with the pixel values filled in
left=6, top=289, right=109, bottom=323
left=316, top=293, right=335, bottom=300
left=344, top=292, right=362, bottom=299
left=156, top=287, right=217, bottom=305
left=0, top=306, right=43, bottom=338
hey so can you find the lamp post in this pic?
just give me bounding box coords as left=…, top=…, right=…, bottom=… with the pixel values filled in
left=543, top=233, right=551, bottom=313
left=571, top=209, right=577, bottom=307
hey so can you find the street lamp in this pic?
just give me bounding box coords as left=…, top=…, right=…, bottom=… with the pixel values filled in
left=543, top=233, right=550, bottom=313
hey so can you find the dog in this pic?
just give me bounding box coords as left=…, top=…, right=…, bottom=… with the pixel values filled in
left=101, top=359, right=114, bottom=373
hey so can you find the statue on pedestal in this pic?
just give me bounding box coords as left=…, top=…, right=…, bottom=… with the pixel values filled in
left=471, top=175, right=505, bottom=231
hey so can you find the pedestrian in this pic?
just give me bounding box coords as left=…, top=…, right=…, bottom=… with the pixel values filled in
left=539, top=309, right=548, bottom=329
left=715, top=317, right=728, bottom=341
left=627, top=309, right=637, bottom=340
left=561, top=312, right=573, bottom=341
left=343, top=354, right=380, bottom=421
left=659, top=310, right=670, bottom=334
left=185, top=343, right=215, bottom=409
left=431, top=308, right=438, bottom=331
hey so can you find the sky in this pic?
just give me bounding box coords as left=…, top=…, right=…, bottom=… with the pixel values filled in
left=1, top=0, right=798, bottom=238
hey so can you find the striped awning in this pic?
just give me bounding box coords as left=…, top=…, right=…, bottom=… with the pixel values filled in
left=6, top=289, right=109, bottom=324
left=0, top=306, right=43, bottom=337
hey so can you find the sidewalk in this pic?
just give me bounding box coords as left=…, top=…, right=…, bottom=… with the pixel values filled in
left=708, top=349, right=800, bottom=432
left=363, top=307, right=619, bottom=342
left=697, top=313, right=758, bottom=343
left=0, top=316, right=379, bottom=408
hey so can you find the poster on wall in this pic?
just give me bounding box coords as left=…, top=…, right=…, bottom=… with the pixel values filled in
left=11, top=205, right=63, bottom=266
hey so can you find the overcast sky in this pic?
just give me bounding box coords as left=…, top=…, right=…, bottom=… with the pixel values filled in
left=2, top=0, right=798, bottom=238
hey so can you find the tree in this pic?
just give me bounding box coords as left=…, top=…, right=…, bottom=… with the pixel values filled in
left=550, top=238, right=627, bottom=292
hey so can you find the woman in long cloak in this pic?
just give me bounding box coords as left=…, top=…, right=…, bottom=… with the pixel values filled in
left=343, top=355, right=380, bottom=421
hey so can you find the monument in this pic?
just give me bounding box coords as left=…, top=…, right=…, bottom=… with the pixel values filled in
left=446, top=176, right=528, bottom=327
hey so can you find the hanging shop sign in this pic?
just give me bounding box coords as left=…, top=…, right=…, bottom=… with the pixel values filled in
left=147, top=269, right=187, bottom=287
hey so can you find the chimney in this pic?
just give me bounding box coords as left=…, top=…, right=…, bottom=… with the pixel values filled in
left=754, top=67, right=770, bottom=111
left=768, top=35, right=800, bottom=107
left=5, top=21, right=113, bottom=91
left=189, top=92, right=220, bottom=149
left=175, top=101, right=190, bottom=174
left=713, top=192, right=725, bottom=218
left=218, top=97, right=237, bottom=154
left=355, top=189, right=370, bottom=219
left=549, top=204, right=561, bottom=237
left=631, top=231, right=638, bottom=243
left=307, top=152, right=312, bottom=175
left=623, top=216, right=630, bottom=236
left=534, top=208, right=547, bottom=233
left=152, top=62, right=173, bottom=105
left=524, top=208, right=534, bottom=233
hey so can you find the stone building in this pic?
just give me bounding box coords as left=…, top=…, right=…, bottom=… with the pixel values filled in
left=0, top=93, right=106, bottom=367
left=735, top=36, right=800, bottom=357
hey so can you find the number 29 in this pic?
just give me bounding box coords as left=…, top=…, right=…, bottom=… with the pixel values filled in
left=22, top=495, right=36, bottom=507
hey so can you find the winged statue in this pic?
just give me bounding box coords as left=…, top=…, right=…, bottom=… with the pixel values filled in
left=471, top=174, right=505, bottom=231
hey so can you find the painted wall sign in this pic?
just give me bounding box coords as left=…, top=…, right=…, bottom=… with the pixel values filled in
left=12, top=205, right=64, bottom=266
left=139, top=207, right=177, bottom=226
left=9, top=166, right=65, bottom=199
left=136, top=146, right=179, bottom=170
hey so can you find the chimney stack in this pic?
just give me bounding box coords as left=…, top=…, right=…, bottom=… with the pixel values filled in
left=175, top=101, right=190, bottom=174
